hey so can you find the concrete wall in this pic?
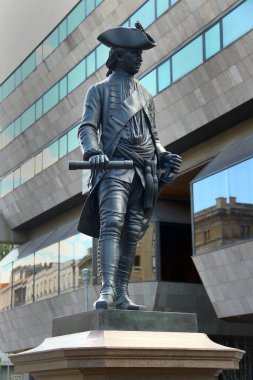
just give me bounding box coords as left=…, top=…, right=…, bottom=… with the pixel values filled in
left=193, top=239, right=253, bottom=320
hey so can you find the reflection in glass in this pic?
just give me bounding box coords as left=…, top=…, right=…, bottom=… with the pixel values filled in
left=172, top=36, right=203, bottom=82
left=59, top=77, right=67, bottom=100
left=68, top=124, right=79, bottom=152
left=13, top=168, right=21, bottom=188
left=43, top=141, right=59, bottom=170
left=193, top=157, right=253, bottom=255
left=1, top=173, right=14, bottom=197
left=67, top=2, right=85, bottom=35
left=12, top=255, right=34, bottom=307
left=22, top=53, right=36, bottom=80
left=59, top=135, right=68, bottom=158
left=96, top=44, right=109, bottom=69
left=86, top=0, right=95, bottom=15
left=34, top=243, right=59, bottom=301
left=59, top=19, right=67, bottom=44
left=86, top=52, right=95, bottom=78
left=35, top=98, right=43, bottom=120
left=43, top=84, right=59, bottom=114
left=43, top=29, right=59, bottom=60
left=21, top=104, right=36, bottom=132
left=158, top=60, right=171, bottom=92
left=157, top=0, right=170, bottom=18
left=0, top=263, right=12, bottom=311
left=223, top=0, right=253, bottom=48
left=130, top=222, right=157, bottom=282
left=205, top=23, right=221, bottom=59
left=129, top=0, right=155, bottom=29
left=59, top=233, right=93, bottom=293
left=68, top=60, right=86, bottom=93
left=140, top=69, right=157, bottom=96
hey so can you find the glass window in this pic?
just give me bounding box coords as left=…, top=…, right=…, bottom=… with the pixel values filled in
left=205, top=23, right=221, bottom=60
left=172, top=36, right=203, bottom=82
left=60, top=233, right=93, bottom=292
left=43, top=84, right=59, bottom=114
left=171, top=0, right=179, bottom=5
left=129, top=0, right=155, bottom=29
left=43, top=141, right=59, bottom=170
left=223, top=0, right=253, bottom=48
left=20, top=158, right=35, bottom=185
left=21, top=104, right=36, bottom=132
left=86, top=52, right=95, bottom=77
left=157, top=0, right=169, bottom=18
left=12, top=255, right=34, bottom=307
left=35, top=98, right=43, bottom=120
left=68, top=125, right=79, bottom=152
left=59, top=135, right=68, bottom=158
left=140, top=69, right=157, bottom=96
left=59, top=77, right=68, bottom=100
left=0, top=85, right=3, bottom=102
left=43, top=28, right=59, bottom=60
left=3, top=75, right=15, bottom=99
left=192, top=157, right=253, bottom=255
left=2, top=123, right=15, bottom=148
left=35, top=152, right=43, bottom=175
left=96, top=44, right=109, bottom=69
left=59, top=19, right=67, bottom=43
left=67, top=2, right=85, bottom=35
left=0, top=263, right=13, bottom=311
left=1, top=173, right=14, bottom=197
left=130, top=222, right=157, bottom=282
left=14, top=118, right=21, bottom=137
left=34, top=243, right=59, bottom=301
left=15, top=67, right=22, bottom=86
left=13, top=168, right=21, bottom=188
left=86, top=0, right=95, bottom=16
left=158, top=60, right=171, bottom=92
left=22, top=53, right=36, bottom=80
left=36, top=45, right=43, bottom=66
left=68, top=60, right=86, bottom=93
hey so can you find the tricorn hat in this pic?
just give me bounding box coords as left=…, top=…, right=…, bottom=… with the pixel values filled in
left=97, top=21, right=156, bottom=50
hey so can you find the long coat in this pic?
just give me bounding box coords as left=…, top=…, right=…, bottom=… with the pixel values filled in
left=77, top=72, right=165, bottom=238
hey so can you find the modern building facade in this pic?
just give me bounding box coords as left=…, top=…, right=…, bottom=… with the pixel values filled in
left=0, top=0, right=253, bottom=378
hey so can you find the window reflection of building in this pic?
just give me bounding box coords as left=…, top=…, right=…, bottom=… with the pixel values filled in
left=0, top=232, right=93, bottom=311
left=192, top=157, right=253, bottom=255
left=130, top=222, right=157, bottom=282
left=194, top=196, right=253, bottom=254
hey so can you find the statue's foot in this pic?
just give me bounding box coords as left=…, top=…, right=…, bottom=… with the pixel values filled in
left=116, top=294, right=146, bottom=310
left=94, top=283, right=115, bottom=309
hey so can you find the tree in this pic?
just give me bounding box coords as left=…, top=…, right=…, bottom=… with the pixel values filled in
left=0, top=244, right=14, bottom=261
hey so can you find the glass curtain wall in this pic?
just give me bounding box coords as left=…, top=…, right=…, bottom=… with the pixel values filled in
left=0, top=221, right=159, bottom=311
left=192, top=157, right=253, bottom=255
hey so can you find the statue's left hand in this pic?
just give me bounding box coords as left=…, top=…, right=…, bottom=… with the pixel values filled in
left=89, top=154, right=109, bottom=172
left=160, top=152, right=182, bottom=174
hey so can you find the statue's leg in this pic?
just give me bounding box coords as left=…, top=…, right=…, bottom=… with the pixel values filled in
left=94, top=178, right=130, bottom=309
left=116, top=178, right=150, bottom=310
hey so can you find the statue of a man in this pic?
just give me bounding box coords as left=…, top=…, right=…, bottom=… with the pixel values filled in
left=77, top=23, right=182, bottom=310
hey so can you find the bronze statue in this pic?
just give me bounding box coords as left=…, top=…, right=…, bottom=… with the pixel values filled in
left=77, top=22, right=182, bottom=310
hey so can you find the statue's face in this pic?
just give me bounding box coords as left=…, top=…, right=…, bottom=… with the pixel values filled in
left=117, top=49, right=143, bottom=75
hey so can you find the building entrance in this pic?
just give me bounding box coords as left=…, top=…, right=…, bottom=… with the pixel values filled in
left=160, top=222, right=201, bottom=283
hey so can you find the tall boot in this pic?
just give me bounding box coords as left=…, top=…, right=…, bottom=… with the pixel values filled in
left=115, top=244, right=145, bottom=310
left=94, top=239, right=119, bottom=309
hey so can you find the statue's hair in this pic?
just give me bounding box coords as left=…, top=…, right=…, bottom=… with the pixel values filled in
left=105, top=47, right=128, bottom=77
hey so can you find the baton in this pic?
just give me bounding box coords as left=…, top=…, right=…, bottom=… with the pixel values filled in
left=69, top=160, right=134, bottom=170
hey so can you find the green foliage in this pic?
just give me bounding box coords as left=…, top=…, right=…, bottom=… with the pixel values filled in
left=0, top=244, right=14, bottom=261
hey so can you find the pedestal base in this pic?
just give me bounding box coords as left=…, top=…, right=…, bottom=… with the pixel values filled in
left=11, top=330, right=243, bottom=380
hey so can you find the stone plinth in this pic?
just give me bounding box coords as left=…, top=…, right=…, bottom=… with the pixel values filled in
left=52, top=309, right=198, bottom=336
left=11, top=330, right=244, bottom=380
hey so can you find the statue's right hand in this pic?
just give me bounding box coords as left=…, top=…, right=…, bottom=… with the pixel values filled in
left=88, top=154, right=109, bottom=172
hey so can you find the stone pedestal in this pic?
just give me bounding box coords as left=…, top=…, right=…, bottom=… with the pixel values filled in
left=11, top=311, right=244, bottom=380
